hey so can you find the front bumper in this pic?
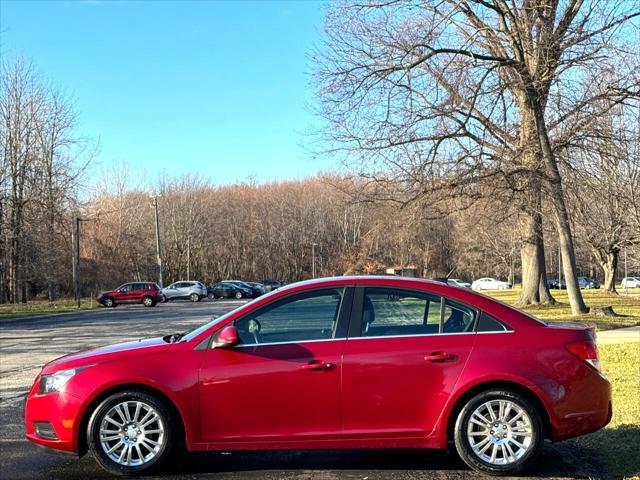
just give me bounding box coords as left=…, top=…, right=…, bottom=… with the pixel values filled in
left=24, top=382, right=83, bottom=454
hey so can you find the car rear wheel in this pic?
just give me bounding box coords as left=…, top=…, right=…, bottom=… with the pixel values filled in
left=190, top=293, right=200, bottom=302
left=88, top=390, right=175, bottom=476
left=142, top=296, right=154, bottom=307
left=454, top=389, right=543, bottom=475
left=103, top=298, right=115, bottom=308
left=234, top=291, right=243, bottom=299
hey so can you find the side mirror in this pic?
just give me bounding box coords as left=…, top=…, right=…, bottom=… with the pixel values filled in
left=214, top=326, right=240, bottom=348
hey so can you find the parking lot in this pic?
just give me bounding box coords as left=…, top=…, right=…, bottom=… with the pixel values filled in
left=0, top=301, right=606, bottom=479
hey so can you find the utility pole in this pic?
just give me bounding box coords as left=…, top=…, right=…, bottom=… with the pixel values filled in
left=151, top=196, right=163, bottom=287
left=187, top=236, right=191, bottom=280
left=71, top=217, right=79, bottom=308
left=72, top=216, right=92, bottom=308
left=311, top=242, right=318, bottom=278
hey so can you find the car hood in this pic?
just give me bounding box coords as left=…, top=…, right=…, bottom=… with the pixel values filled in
left=42, top=337, right=170, bottom=374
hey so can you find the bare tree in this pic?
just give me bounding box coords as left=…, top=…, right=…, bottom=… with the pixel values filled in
left=567, top=100, right=640, bottom=293
left=313, top=0, right=640, bottom=313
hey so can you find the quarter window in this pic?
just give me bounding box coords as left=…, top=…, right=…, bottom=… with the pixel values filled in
left=476, top=312, right=512, bottom=332
left=234, top=288, right=344, bottom=345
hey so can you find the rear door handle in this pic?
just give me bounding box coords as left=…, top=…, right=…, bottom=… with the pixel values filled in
left=424, top=351, right=458, bottom=363
left=302, top=360, right=336, bottom=372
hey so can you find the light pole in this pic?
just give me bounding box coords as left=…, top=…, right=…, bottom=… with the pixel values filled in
left=311, top=243, right=318, bottom=278
left=151, top=196, right=163, bottom=288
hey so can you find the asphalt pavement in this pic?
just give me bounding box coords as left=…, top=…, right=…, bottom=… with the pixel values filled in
left=0, top=301, right=608, bottom=479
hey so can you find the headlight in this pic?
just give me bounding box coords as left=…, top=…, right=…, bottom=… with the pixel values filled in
left=38, top=368, right=85, bottom=395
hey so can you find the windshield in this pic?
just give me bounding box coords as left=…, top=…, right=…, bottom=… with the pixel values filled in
left=180, top=287, right=283, bottom=341
left=180, top=309, right=236, bottom=342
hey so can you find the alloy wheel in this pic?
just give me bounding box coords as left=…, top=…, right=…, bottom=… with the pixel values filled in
left=466, top=399, right=533, bottom=465
left=98, top=400, right=165, bottom=467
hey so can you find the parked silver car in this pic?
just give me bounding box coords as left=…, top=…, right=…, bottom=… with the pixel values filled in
left=161, top=281, right=207, bottom=302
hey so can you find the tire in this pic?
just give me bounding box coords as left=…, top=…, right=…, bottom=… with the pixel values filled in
left=161, top=295, right=168, bottom=303
left=103, top=298, right=115, bottom=308
left=87, top=390, right=176, bottom=476
left=190, top=293, right=200, bottom=302
left=234, top=291, right=243, bottom=299
left=207, top=292, right=215, bottom=300
left=454, top=389, right=544, bottom=476
left=142, top=296, right=154, bottom=307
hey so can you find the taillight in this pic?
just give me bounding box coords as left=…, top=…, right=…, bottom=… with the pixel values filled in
left=565, top=340, right=600, bottom=371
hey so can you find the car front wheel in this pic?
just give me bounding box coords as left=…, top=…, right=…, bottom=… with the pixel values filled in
left=88, top=390, right=175, bottom=476
left=454, top=389, right=543, bottom=475
left=103, top=298, right=115, bottom=308
left=234, top=291, right=243, bottom=299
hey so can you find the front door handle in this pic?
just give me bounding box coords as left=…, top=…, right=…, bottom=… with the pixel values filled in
left=424, top=351, right=458, bottom=363
left=302, top=359, right=336, bottom=372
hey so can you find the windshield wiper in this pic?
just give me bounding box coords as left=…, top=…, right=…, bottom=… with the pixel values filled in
left=162, top=332, right=185, bottom=343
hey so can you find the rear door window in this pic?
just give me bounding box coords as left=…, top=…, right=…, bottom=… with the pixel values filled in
left=359, top=287, right=476, bottom=337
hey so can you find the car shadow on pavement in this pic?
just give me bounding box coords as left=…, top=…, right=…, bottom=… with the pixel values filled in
left=0, top=439, right=614, bottom=480
left=164, top=443, right=606, bottom=479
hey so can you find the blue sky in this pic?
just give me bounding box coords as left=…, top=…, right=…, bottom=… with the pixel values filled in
left=1, top=0, right=331, bottom=187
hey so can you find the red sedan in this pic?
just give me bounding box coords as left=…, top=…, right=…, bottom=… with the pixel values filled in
left=25, top=276, right=611, bottom=476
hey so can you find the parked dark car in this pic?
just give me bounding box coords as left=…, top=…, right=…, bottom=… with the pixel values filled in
left=96, top=282, right=162, bottom=307
left=261, top=279, right=286, bottom=292
left=234, top=280, right=266, bottom=297
left=546, top=279, right=567, bottom=289
left=577, top=276, right=600, bottom=289
left=208, top=281, right=253, bottom=299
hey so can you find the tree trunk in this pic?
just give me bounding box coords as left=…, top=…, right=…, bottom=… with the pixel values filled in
left=519, top=207, right=555, bottom=305
left=593, top=247, right=619, bottom=294
left=530, top=100, right=588, bottom=314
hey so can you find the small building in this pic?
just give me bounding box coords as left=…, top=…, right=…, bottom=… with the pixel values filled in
left=385, top=266, right=417, bottom=278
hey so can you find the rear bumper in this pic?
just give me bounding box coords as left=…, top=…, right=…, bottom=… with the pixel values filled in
left=550, top=370, right=612, bottom=441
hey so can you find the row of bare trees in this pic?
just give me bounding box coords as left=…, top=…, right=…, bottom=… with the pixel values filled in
left=58, top=166, right=638, bottom=298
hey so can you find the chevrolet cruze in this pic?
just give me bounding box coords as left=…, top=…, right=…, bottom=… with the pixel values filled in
left=25, top=276, right=611, bottom=476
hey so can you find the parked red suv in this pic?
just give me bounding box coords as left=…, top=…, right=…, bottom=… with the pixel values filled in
left=96, top=282, right=162, bottom=308
left=27, top=276, right=610, bottom=476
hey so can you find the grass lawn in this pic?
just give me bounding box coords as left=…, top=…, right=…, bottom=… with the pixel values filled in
left=0, top=298, right=98, bottom=320
left=571, top=342, right=640, bottom=479
left=486, top=287, right=640, bottom=330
